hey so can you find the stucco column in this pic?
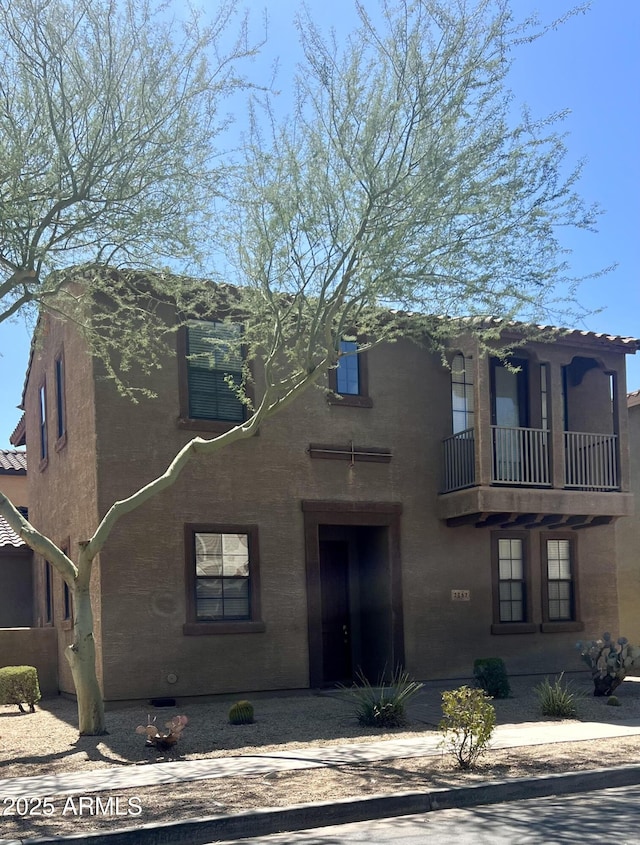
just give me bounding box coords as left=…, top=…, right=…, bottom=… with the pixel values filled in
left=615, top=363, right=630, bottom=492
left=548, top=361, right=565, bottom=489
left=475, top=354, right=492, bottom=486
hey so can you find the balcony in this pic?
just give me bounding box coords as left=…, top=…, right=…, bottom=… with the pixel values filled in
left=439, top=425, right=632, bottom=527
left=443, top=426, right=619, bottom=493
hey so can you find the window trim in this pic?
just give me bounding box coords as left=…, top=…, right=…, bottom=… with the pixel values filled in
left=327, top=341, right=373, bottom=408
left=54, top=350, right=67, bottom=451
left=490, top=532, right=536, bottom=635
left=540, top=532, right=583, bottom=633
left=183, top=523, right=265, bottom=635
left=177, top=323, right=251, bottom=434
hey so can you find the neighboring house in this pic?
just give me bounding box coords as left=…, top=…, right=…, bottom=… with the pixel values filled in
left=0, top=448, right=33, bottom=627
left=13, top=307, right=640, bottom=702
left=616, top=389, right=640, bottom=643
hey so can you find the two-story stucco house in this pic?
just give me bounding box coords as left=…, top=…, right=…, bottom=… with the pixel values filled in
left=12, top=305, right=640, bottom=702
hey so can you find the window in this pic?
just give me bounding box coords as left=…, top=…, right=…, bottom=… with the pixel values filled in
left=55, top=352, right=67, bottom=447
left=451, top=353, right=474, bottom=433
left=44, top=561, right=53, bottom=625
left=497, top=538, right=525, bottom=622
left=178, top=321, right=245, bottom=430
left=542, top=537, right=579, bottom=629
left=490, top=533, right=535, bottom=634
left=337, top=340, right=360, bottom=395
left=63, top=582, right=72, bottom=622
left=39, top=383, right=48, bottom=466
left=327, top=339, right=372, bottom=407
left=183, top=524, right=264, bottom=635
left=61, top=539, right=73, bottom=626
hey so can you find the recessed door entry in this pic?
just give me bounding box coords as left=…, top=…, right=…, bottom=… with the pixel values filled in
left=317, top=524, right=393, bottom=686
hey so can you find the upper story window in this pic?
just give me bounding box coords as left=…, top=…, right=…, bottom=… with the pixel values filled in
left=38, top=383, right=48, bottom=467
left=54, top=352, right=67, bottom=448
left=337, top=340, right=360, bottom=395
left=183, top=523, right=265, bottom=635
left=178, top=320, right=245, bottom=431
left=451, top=353, right=474, bottom=433
left=327, top=338, right=372, bottom=408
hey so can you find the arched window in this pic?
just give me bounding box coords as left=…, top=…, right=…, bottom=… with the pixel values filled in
left=451, top=353, right=474, bottom=433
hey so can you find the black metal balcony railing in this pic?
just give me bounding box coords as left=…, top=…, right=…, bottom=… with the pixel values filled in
left=564, top=431, right=618, bottom=490
left=492, top=425, right=550, bottom=486
left=442, top=426, right=620, bottom=493
left=442, top=428, right=475, bottom=492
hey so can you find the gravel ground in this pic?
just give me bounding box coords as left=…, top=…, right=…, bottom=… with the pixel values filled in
left=2, top=673, right=640, bottom=839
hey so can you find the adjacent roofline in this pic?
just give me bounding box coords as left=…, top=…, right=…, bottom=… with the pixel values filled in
left=9, top=414, right=26, bottom=448
left=628, top=389, right=640, bottom=408
left=0, top=449, right=27, bottom=474
left=0, top=514, right=25, bottom=548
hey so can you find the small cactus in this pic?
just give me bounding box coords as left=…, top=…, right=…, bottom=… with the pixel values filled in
left=229, top=700, right=254, bottom=725
left=136, top=714, right=188, bottom=750
left=607, top=695, right=621, bottom=707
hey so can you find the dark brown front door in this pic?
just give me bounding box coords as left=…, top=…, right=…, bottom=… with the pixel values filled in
left=319, top=540, right=352, bottom=684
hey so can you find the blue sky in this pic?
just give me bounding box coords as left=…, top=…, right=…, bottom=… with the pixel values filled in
left=0, top=0, right=638, bottom=448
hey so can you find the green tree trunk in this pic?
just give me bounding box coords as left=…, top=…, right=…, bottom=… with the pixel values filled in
left=65, top=584, right=106, bottom=735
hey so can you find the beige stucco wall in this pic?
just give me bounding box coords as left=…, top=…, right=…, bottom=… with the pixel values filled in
left=23, top=313, right=102, bottom=696
left=23, top=306, right=636, bottom=702
left=0, top=473, right=28, bottom=508
left=617, top=398, right=640, bottom=643
left=89, top=330, right=629, bottom=700
left=0, top=627, right=58, bottom=696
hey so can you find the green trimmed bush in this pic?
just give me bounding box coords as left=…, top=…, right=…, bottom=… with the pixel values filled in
left=0, top=665, right=41, bottom=713
left=340, top=667, right=424, bottom=729
left=534, top=673, right=578, bottom=718
left=228, top=700, right=254, bottom=725
left=473, top=657, right=510, bottom=699
left=607, top=695, right=621, bottom=707
left=439, top=686, right=496, bottom=770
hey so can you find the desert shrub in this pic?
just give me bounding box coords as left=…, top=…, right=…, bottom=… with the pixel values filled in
left=0, top=665, right=41, bottom=713
left=228, top=700, right=254, bottom=725
left=439, top=685, right=496, bottom=769
left=577, top=634, right=638, bottom=697
left=341, top=667, right=423, bottom=728
left=534, top=673, right=578, bottom=718
left=473, top=657, right=510, bottom=699
left=607, top=696, right=621, bottom=707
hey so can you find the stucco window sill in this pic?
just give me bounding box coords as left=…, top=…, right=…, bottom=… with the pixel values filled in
left=54, top=432, right=67, bottom=453
left=491, top=623, right=537, bottom=635
left=327, top=395, right=373, bottom=408
left=540, top=621, right=584, bottom=633
left=38, top=457, right=49, bottom=472
left=183, top=621, right=266, bottom=636
left=177, top=418, right=241, bottom=435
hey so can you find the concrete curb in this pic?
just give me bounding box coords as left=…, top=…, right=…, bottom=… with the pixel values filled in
left=4, top=763, right=640, bottom=845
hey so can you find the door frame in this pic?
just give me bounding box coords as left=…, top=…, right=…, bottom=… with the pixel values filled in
left=302, top=500, right=404, bottom=688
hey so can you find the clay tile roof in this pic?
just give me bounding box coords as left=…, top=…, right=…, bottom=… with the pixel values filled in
left=0, top=514, right=24, bottom=548
left=0, top=450, right=27, bottom=474
left=9, top=414, right=26, bottom=448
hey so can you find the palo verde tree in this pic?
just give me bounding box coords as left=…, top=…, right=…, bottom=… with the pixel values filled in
left=0, top=0, right=604, bottom=735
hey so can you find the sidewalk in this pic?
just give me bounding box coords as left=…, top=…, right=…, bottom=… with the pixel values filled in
left=2, top=717, right=640, bottom=800
left=2, top=718, right=640, bottom=844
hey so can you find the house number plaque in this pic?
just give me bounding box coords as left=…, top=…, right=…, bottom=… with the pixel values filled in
left=451, top=589, right=471, bottom=601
